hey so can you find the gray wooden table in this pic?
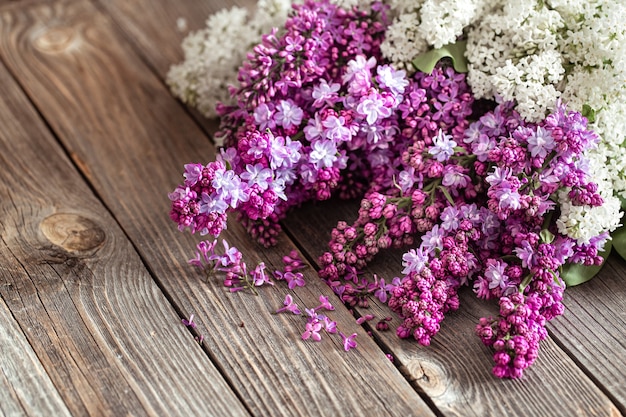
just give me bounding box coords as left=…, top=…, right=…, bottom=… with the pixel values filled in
left=1, top=0, right=624, bottom=416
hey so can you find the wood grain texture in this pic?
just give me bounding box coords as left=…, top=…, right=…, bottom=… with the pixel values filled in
left=0, top=297, right=72, bottom=417
left=94, top=0, right=255, bottom=76
left=0, top=0, right=435, bottom=416
left=94, top=0, right=254, bottom=138
left=0, top=52, right=246, bottom=416
left=550, top=255, right=626, bottom=413
left=282, top=199, right=623, bottom=417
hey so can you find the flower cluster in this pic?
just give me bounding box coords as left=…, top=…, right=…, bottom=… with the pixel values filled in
left=319, top=100, right=620, bottom=377
left=167, top=0, right=296, bottom=118
left=382, top=0, right=626, bottom=202
left=381, top=0, right=492, bottom=69
left=168, top=0, right=623, bottom=379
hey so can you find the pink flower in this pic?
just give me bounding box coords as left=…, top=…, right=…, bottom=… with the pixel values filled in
left=340, top=332, right=358, bottom=351
left=302, top=320, right=323, bottom=341
left=275, top=294, right=301, bottom=315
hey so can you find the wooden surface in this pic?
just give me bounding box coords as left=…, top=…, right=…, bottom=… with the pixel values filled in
left=0, top=0, right=624, bottom=416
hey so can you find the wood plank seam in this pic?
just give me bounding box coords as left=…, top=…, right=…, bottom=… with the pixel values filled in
left=547, top=327, right=626, bottom=416
left=0, top=30, right=245, bottom=413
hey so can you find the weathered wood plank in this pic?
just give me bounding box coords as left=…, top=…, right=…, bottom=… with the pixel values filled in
left=0, top=0, right=435, bottom=416
left=0, top=297, right=72, bottom=417
left=282, top=199, right=623, bottom=417
left=94, top=0, right=254, bottom=76
left=94, top=0, right=254, bottom=138
left=550, top=255, right=626, bottom=412
left=0, top=47, right=247, bottom=417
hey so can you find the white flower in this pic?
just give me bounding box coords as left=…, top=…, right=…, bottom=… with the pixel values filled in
left=166, top=0, right=296, bottom=119
left=309, top=140, right=338, bottom=169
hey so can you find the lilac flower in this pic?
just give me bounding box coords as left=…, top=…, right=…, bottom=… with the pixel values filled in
left=356, top=92, right=392, bottom=125
left=362, top=124, right=387, bottom=146
left=188, top=239, right=218, bottom=268
left=253, top=103, right=275, bottom=130
left=219, top=147, right=240, bottom=167
left=217, top=240, right=242, bottom=267
left=183, top=163, right=203, bottom=186
left=468, top=134, right=495, bottom=162
left=269, top=177, right=288, bottom=201
left=397, top=167, right=416, bottom=194
left=224, top=177, right=250, bottom=208
left=182, top=314, right=197, bottom=328
left=312, top=79, right=341, bottom=107
left=442, top=165, right=469, bottom=190
left=267, top=136, right=290, bottom=170
left=527, top=126, right=555, bottom=159
left=252, top=262, right=273, bottom=286
left=200, top=191, right=229, bottom=214
left=168, top=185, right=191, bottom=203
left=356, top=314, right=375, bottom=325
left=322, top=115, right=352, bottom=142
left=401, top=247, right=428, bottom=275
left=315, top=295, right=335, bottom=311
left=343, top=55, right=376, bottom=84
left=302, top=320, right=323, bottom=341
left=421, top=225, right=444, bottom=255
left=284, top=136, right=303, bottom=165
left=304, top=114, right=324, bottom=141
left=429, top=130, right=457, bottom=162
left=323, top=316, right=337, bottom=333
left=284, top=271, right=306, bottom=289
left=440, top=206, right=461, bottom=231
left=494, top=186, right=522, bottom=211
left=241, top=163, right=273, bottom=190
left=305, top=308, right=323, bottom=320
left=211, top=169, right=237, bottom=198
left=376, top=65, right=409, bottom=96
left=484, top=260, right=509, bottom=291
left=485, top=166, right=513, bottom=187
left=340, top=332, right=358, bottom=351
left=514, top=240, right=535, bottom=269
left=276, top=294, right=301, bottom=315
left=309, top=140, right=338, bottom=169
left=373, top=275, right=394, bottom=303
left=486, top=167, right=522, bottom=210
left=274, top=99, right=304, bottom=130
left=473, top=276, right=491, bottom=299
left=246, top=134, right=269, bottom=159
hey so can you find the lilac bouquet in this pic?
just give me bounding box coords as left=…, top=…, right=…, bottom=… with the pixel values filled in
left=168, top=0, right=618, bottom=378
left=319, top=100, right=608, bottom=378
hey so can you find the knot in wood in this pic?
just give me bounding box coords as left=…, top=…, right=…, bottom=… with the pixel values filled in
left=40, top=213, right=105, bottom=252
left=33, top=26, right=77, bottom=53
left=407, top=359, right=447, bottom=397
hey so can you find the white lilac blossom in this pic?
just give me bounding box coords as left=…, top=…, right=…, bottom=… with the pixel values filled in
left=380, top=0, right=493, bottom=70
left=167, top=0, right=296, bottom=119
left=556, top=189, right=621, bottom=245
left=464, top=0, right=626, bottom=198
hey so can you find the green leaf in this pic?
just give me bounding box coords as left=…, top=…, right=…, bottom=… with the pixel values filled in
left=561, top=240, right=612, bottom=287
left=438, top=186, right=455, bottom=206
left=582, top=104, right=597, bottom=123
left=611, top=225, right=626, bottom=261
left=539, top=228, right=555, bottom=244
left=412, top=41, right=468, bottom=74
